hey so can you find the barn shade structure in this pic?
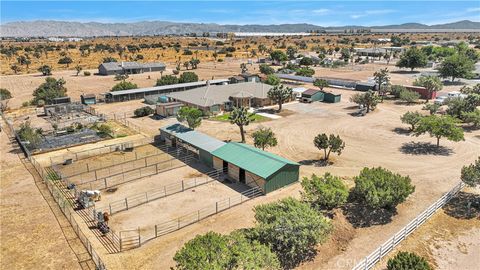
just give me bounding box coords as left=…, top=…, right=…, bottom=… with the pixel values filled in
left=159, top=124, right=225, bottom=167
left=159, top=124, right=299, bottom=194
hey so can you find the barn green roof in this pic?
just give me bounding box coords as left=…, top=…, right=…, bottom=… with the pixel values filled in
left=211, top=142, right=299, bottom=179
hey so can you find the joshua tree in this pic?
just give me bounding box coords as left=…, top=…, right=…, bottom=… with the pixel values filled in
left=267, top=84, right=293, bottom=112
left=229, top=107, right=254, bottom=143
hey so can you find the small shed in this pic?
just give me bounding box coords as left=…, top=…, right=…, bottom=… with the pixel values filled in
left=81, top=94, right=96, bottom=105
left=301, top=89, right=324, bottom=103
left=404, top=85, right=436, bottom=100
left=323, top=92, right=342, bottom=103
left=211, top=142, right=300, bottom=194
left=156, top=102, right=183, bottom=117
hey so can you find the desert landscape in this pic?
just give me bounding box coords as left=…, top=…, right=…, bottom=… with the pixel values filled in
left=1, top=2, right=480, bottom=270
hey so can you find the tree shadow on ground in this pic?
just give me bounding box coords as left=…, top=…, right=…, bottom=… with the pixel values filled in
left=463, top=125, right=480, bottom=133
left=298, top=159, right=332, bottom=167
left=392, top=127, right=412, bottom=136
left=443, top=191, right=480, bottom=219
left=343, top=105, right=359, bottom=110
left=390, top=70, right=420, bottom=74
left=400, top=141, right=453, bottom=156
left=342, top=202, right=396, bottom=228
left=442, top=80, right=466, bottom=86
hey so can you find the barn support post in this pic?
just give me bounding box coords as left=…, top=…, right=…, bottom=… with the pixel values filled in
left=137, top=228, right=141, bottom=247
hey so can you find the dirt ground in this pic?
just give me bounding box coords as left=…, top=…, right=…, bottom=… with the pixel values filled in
left=0, top=122, right=81, bottom=269
left=105, top=171, right=249, bottom=235
left=374, top=186, right=480, bottom=270
left=82, top=82, right=478, bottom=269
left=32, top=133, right=150, bottom=167
left=2, top=53, right=479, bottom=270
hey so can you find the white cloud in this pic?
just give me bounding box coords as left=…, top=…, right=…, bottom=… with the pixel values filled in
left=466, top=7, right=480, bottom=12
left=350, top=9, right=395, bottom=19
left=313, top=9, right=331, bottom=15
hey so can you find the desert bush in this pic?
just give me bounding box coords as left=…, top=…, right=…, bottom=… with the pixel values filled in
left=352, top=167, right=415, bottom=210
left=387, top=252, right=432, bottom=270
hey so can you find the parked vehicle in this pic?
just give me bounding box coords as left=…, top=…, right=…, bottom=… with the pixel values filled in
left=434, top=96, right=449, bottom=105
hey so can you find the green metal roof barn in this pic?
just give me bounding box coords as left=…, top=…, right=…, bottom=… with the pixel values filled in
left=212, top=142, right=300, bottom=193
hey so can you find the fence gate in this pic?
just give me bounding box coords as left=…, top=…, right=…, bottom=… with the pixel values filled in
left=119, top=229, right=141, bottom=251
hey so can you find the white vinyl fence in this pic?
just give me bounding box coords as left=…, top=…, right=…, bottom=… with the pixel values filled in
left=352, top=181, right=465, bottom=270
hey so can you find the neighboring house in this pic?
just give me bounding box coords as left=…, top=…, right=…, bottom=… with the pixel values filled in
left=98, top=61, right=166, bottom=75
left=229, top=73, right=261, bottom=84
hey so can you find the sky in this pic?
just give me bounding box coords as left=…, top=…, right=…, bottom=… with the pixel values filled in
left=1, top=1, right=479, bottom=26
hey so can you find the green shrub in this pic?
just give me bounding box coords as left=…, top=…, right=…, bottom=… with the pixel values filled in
left=259, top=64, right=275, bottom=75
left=174, top=231, right=280, bottom=270
left=390, top=85, right=407, bottom=98
left=111, top=81, right=137, bottom=91
left=134, top=106, right=155, bottom=117
left=352, top=167, right=415, bottom=209
left=254, top=197, right=332, bottom=268
left=399, top=90, right=421, bottom=104
left=301, top=173, right=348, bottom=210
left=83, top=71, right=91, bottom=76
left=387, top=252, right=432, bottom=270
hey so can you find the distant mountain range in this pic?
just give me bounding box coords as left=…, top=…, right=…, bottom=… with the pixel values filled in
left=1, top=20, right=479, bottom=37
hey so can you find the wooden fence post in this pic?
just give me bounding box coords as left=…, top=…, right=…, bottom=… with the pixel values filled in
left=155, top=225, right=158, bottom=237
left=216, top=202, right=218, bottom=213
left=125, top=198, right=129, bottom=210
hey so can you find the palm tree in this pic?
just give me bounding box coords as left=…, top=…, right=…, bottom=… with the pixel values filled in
left=229, top=107, right=254, bottom=143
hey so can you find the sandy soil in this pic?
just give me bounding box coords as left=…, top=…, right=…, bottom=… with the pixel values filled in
left=82, top=84, right=479, bottom=269
left=3, top=55, right=479, bottom=269
left=374, top=187, right=480, bottom=270
left=0, top=122, right=81, bottom=269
